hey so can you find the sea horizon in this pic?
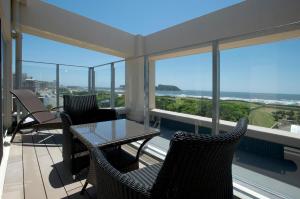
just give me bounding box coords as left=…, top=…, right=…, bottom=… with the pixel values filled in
left=155, top=90, right=300, bottom=106
left=63, top=86, right=300, bottom=106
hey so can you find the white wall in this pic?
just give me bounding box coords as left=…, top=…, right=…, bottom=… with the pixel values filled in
left=145, top=0, right=300, bottom=58
left=0, top=0, right=12, bottom=41
left=18, top=0, right=136, bottom=57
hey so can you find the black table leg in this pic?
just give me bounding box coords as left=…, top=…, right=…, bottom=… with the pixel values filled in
left=136, top=137, right=153, bottom=161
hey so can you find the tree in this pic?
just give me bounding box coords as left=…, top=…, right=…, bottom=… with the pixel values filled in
left=296, top=111, right=300, bottom=124
left=287, top=110, right=295, bottom=120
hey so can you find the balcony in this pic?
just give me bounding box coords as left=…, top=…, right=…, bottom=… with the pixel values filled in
left=2, top=130, right=159, bottom=199
left=1, top=0, right=300, bottom=198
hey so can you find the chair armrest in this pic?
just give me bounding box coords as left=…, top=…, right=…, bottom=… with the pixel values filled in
left=60, top=111, right=73, bottom=126
left=50, top=106, right=63, bottom=111
left=91, top=148, right=151, bottom=199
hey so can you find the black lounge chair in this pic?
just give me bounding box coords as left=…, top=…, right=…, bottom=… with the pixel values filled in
left=91, top=118, right=248, bottom=199
left=60, top=95, right=138, bottom=181
left=10, top=89, right=62, bottom=142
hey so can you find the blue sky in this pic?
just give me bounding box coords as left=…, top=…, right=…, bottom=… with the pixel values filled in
left=22, top=0, right=300, bottom=94
left=156, top=38, right=300, bottom=94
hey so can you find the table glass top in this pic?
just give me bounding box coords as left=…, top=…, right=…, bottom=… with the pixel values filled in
left=70, top=119, right=159, bottom=147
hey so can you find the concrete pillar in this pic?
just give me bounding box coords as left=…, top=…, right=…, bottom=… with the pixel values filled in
left=125, top=35, right=145, bottom=122
left=125, top=35, right=157, bottom=122
left=125, top=57, right=145, bottom=121
left=3, top=39, right=13, bottom=129
left=149, top=60, right=156, bottom=110
left=15, top=33, right=22, bottom=89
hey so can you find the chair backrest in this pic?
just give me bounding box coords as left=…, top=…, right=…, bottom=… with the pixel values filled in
left=63, top=95, right=99, bottom=124
left=11, top=89, right=55, bottom=123
left=151, top=118, right=248, bottom=199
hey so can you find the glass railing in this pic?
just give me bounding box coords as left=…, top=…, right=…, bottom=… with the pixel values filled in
left=59, top=64, right=89, bottom=105
left=14, top=60, right=126, bottom=110
left=95, top=65, right=111, bottom=108
left=114, top=62, right=125, bottom=107
left=19, top=62, right=57, bottom=109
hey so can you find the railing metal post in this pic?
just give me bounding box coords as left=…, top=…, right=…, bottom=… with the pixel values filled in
left=15, top=33, right=23, bottom=121
left=110, top=63, right=115, bottom=108
left=144, top=56, right=150, bottom=128
left=88, top=67, right=95, bottom=94
left=56, top=64, right=60, bottom=109
left=15, top=33, right=22, bottom=89
left=212, top=41, right=220, bottom=135
left=92, top=67, right=95, bottom=94
left=88, top=67, right=92, bottom=92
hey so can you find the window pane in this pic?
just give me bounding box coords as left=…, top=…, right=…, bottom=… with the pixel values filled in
left=155, top=52, right=212, bottom=117
left=221, top=37, right=300, bottom=191
left=220, top=38, right=300, bottom=130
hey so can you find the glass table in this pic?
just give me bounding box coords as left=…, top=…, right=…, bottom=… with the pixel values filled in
left=70, top=119, right=160, bottom=150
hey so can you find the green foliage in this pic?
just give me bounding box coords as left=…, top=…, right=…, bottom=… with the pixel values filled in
left=115, top=95, right=125, bottom=107
left=249, top=109, right=275, bottom=128
left=96, top=91, right=110, bottom=107
left=72, top=91, right=89, bottom=95
left=95, top=91, right=125, bottom=107
left=296, top=111, right=300, bottom=124
left=59, top=87, right=71, bottom=95
left=287, top=110, right=295, bottom=120
left=220, top=101, right=250, bottom=122
left=156, top=96, right=250, bottom=121
left=272, top=110, right=285, bottom=121
left=156, top=96, right=211, bottom=116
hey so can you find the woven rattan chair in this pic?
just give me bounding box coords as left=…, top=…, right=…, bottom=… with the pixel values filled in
left=10, top=89, right=62, bottom=142
left=60, top=95, right=138, bottom=178
left=91, top=118, right=248, bottom=199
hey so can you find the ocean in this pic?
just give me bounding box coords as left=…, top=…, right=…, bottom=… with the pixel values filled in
left=155, top=90, right=300, bottom=106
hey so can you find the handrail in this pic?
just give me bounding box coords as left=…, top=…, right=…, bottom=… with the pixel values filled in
left=95, top=20, right=300, bottom=68
left=20, top=60, right=89, bottom=68
left=20, top=20, right=300, bottom=69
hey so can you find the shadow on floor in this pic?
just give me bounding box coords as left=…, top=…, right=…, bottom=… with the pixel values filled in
left=20, top=132, right=63, bottom=147
left=61, top=187, right=96, bottom=199
left=49, top=161, right=88, bottom=188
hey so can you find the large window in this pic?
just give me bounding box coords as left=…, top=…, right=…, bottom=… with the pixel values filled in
left=155, top=52, right=212, bottom=117
left=220, top=38, right=300, bottom=132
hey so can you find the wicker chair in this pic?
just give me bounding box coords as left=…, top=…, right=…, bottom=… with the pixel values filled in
left=91, top=118, right=248, bottom=199
left=60, top=95, right=138, bottom=177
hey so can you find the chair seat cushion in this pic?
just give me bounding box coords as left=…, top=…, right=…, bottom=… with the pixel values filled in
left=127, top=163, right=162, bottom=188
left=104, top=148, right=139, bottom=172
left=87, top=148, right=140, bottom=186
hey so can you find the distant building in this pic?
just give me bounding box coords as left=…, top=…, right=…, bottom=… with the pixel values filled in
left=22, top=78, right=38, bottom=92
left=38, top=80, right=56, bottom=90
